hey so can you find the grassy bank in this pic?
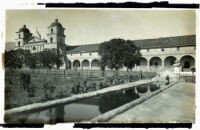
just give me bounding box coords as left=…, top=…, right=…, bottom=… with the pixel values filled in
left=5, top=69, right=157, bottom=109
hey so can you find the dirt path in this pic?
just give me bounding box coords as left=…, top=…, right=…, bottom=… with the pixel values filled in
left=109, top=82, right=195, bottom=123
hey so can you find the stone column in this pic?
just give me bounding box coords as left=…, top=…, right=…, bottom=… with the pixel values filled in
left=147, top=59, right=150, bottom=71
left=80, top=60, right=82, bottom=70
left=71, top=60, right=73, bottom=70
left=89, top=60, right=92, bottom=70
left=162, top=59, right=165, bottom=71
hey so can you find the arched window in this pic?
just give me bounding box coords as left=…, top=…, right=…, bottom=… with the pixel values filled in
left=180, top=55, right=195, bottom=71
left=18, top=41, right=20, bottom=47
left=139, top=57, right=147, bottom=67
left=50, top=37, right=53, bottom=43
left=150, top=57, right=162, bottom=67
left=155, top=62, right=158, bottom=66
left=164, top=56, right=176, bottom=68
left=51, top=28, right=53, bottom=34
left=91, top=59, right=99, bottom=69
left=184, top=61, right=190, bottom=68
left=19, top=34, right=21, bottom=38
left=170, top=60, right=174, bottom=66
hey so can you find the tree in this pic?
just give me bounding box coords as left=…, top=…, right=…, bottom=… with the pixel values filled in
left=25, top=53, right=39, bottom=69
left=99, top=39, right=126, bottom=71
left=5, top=49, right=31, bottom=70
left=98, top=38, right=141, bottom=74
left=123, top=40, right=141, bottom=71
left=40, top=49, right=63, bottom=69
left=59, top=43, right=69, bottom=69
left=99, top=57, right=107, bottom=77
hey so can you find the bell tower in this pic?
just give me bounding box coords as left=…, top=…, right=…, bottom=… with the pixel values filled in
left=15, top=25, right=26, bottom=48
left=15, top=25, right=32, bottom=49
left=46, top=18, right=66, bottom=49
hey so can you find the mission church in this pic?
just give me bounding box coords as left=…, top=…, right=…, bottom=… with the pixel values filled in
left=15, top=19, right=196, bottom=72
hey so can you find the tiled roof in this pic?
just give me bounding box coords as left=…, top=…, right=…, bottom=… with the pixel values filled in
left=67, top=44, right=100, bottom=53
left=133, top=34, right=196, bottom=49
left=26, top=36, right=46, bottom=44
left=67, top=35, right=196, bottom=53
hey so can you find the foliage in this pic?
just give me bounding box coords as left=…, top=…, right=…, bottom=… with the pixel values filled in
left=20, top=72, right=31, bottom=90
left=25, top=53, right=40, bottom=69
left=40, top=49, right=63, bottom=69
left=57, top=89, right=71, bottom=98
left=58, top=43, right=69, bottom=69
left=98, top=39, right=126, bottom=71
left=128, top=74, right=141, bottom=82
left=71, top=79, right=107, bottom=94
left=99, top=81, right=109, bottom=89
left=5, top=49, right=31, bottom=69
left=20, top=72, right=35, bottom=97
left=123, top=40, right=141, bottom=70
left=99, top=57, right=106, bottom=77
left=5, top=48, right=65, bottom=70
left=43, top=80, right=56, bottom=100
left=98, top=38, right=141, bottom=72
left=22, top=26, right=33, bottom=43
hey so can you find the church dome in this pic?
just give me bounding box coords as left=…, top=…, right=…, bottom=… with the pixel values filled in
left=50, top=18, right=63, bottom=28
left=19, top=25, right=31, bottom=33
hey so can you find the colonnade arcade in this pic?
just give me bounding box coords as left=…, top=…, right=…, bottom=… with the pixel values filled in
left=68, top=59, right=100, bottom=70
left=67, top=55, right=195, bottom=72
left=138, top=55, right=195, bottom=72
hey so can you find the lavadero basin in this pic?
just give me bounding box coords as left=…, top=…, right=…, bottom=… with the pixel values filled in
left=5, top=79, right=167, bottom=124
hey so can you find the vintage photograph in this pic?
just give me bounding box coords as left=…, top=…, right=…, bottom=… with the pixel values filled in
left=4, top=9, right=196, bottom=124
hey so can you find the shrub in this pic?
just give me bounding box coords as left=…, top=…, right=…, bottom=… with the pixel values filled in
left=57, top=89, right=70, bottom=98
left=91, top=82, right=97, bottom=91
left=71, top=87, right=76, bottom=94
left=20, top=72, right=31, bottom=90
left=128, top=75, right=140, bottom=82
left=71, top=82, right=81, bottom=94
left=43, top=80, right=56, bottom=100
left=20, top=72, right=36, bottom=97
left=28, top=85, right=36, bottom=97
left=99, top=81, right=109, bottom=89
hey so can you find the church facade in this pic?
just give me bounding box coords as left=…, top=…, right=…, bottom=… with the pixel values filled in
left=15, top=19, right=196, bottom=72
left=15, top=19, right=65, bottom=53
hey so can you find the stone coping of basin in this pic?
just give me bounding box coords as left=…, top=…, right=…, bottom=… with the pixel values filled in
left=88, top=81, right=177, bottom=123
left=5, top=79, right=159, bottom=118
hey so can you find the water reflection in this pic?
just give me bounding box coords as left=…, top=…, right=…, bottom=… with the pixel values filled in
left=54, top=106, right=64, bottom=123
left=99, top=89, right=139, bottom=113
left=48, top=89, right=140, bottom=123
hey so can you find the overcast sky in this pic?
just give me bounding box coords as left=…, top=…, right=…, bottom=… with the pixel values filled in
left=6, top=9, right=196, bottom=46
